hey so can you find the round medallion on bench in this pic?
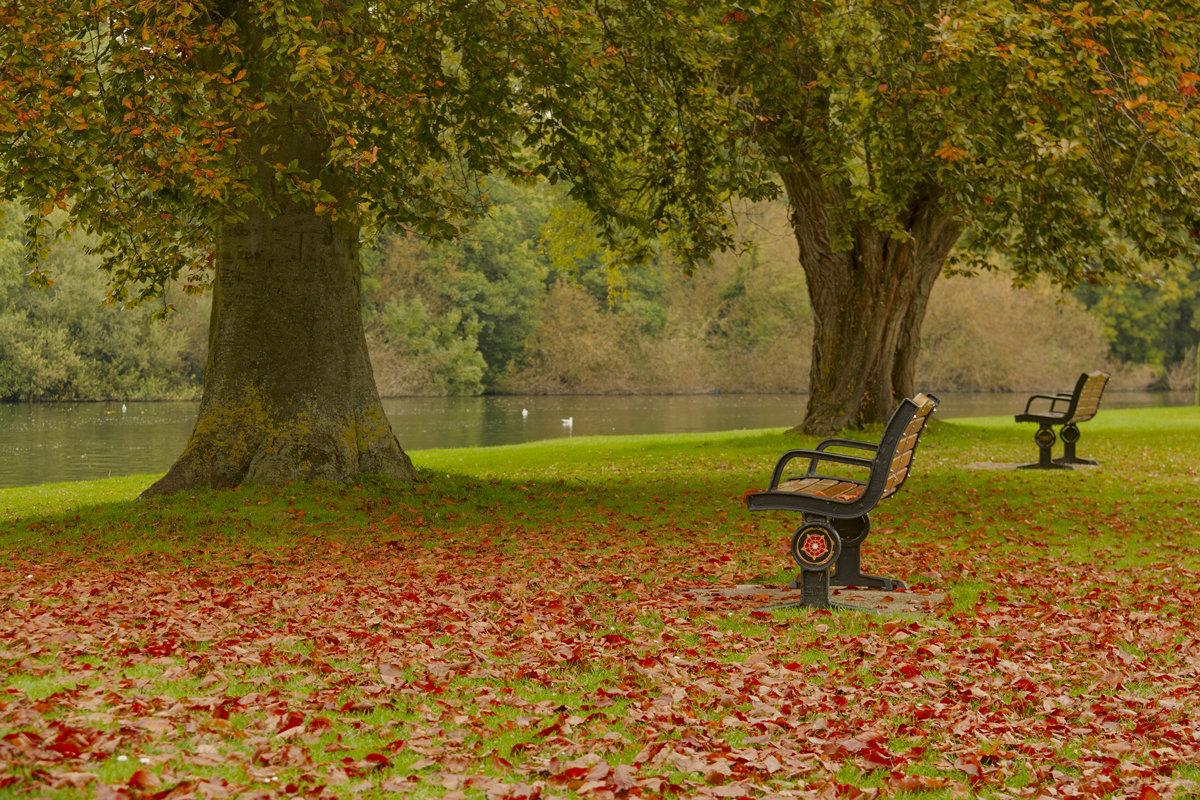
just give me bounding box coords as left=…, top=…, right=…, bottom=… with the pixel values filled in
left=1060, top=422, right=1081, bottom=445
left=1035, top=425, right=1057, bottom=449
left=790, top=522, right=841, bottom=572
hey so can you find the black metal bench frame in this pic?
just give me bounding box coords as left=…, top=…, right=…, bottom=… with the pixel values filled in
left=744, top=393, right=939, bottom=609
left=1014, top=371, right=1109, bottom=470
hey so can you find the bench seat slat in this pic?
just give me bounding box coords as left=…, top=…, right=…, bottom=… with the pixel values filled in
left=890, top=449, right=914, bottom=472
left=884, top=467, right=908, bottom=492
left=777, top=477, right=865, bottom=501
left=1015, top=411, right=1069, bottom=423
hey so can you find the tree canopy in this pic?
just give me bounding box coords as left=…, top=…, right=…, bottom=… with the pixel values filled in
left=726, top=0, right=1199, bottom=272
left=0, top=0, right=753, bottom=301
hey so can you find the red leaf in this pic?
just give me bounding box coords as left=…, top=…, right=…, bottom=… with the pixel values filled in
left=129, top=770, right=162, bottom=790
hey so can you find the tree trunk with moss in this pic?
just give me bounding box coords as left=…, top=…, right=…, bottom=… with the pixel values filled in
left=141, top=201, right=415, bottom=496
left=140, top=101, right=416, bottom=497
left=780, top=161, right=962, bottom=435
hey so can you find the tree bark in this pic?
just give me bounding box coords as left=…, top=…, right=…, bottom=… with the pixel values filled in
left=780, top=161, right=962, bottom=435
left=137, top=6, right=419, bottom=500
left=141, top=202, right=416, bottom=496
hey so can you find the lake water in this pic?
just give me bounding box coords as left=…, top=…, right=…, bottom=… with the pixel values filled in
left=0, top=391, right=1191, bottom=489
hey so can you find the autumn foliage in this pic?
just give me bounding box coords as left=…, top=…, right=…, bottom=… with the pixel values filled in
left=3, top=409, right=1200, bottom=798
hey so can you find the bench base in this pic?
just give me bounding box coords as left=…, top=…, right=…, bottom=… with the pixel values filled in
left=1053, top=424, right=1098, bottom=466
left=1019, top=423, right=1073, bottom=469
left=795, top=568, right=834, bottom=608
left=787, top=542, right=908, bottom=592
left=771, top=566, right=879, bottom=611
left=780, top=516, right=907, bottom=606
left=831, top=517, right=906, bottom=591
left=1018, top=421, right=1099, bottom=469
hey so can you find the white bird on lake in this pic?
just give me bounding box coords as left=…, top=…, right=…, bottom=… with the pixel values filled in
left=121, top=404, right=126, bottom=413
left=562, top=416, right=573, bottom=431
left=522, top=408, right=529, bottom=419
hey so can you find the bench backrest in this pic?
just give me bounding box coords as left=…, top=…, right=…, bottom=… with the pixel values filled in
left=875, top=393, right=939, bottom=502
left=1067, top=371, right=1109, bottom=423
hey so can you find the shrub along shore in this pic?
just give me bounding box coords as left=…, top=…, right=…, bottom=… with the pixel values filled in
left=2, top=407, right=1200, bottom=798
left=6, top=195, right=1196, bottom=404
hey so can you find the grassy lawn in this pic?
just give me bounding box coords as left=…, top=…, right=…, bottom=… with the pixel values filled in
left=2, top=407, right=1199, bottom=799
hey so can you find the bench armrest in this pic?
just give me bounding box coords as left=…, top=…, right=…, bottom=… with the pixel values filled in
left=768, top=449, right=874, bottom=490
left=814, top=437, right=879, bottom=454
left=1022, top=393, right=1070, bottom=415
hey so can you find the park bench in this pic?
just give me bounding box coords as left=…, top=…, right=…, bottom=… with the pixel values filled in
left=744, top=393, right=939, bottom=609
left=1014, top=370, right=1109, bottom=469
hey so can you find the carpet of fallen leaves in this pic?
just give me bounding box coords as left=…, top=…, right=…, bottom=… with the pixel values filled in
left=4, top=438, right=1200, bottom=800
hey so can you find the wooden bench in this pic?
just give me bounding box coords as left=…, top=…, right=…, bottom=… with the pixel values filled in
left=1014, top=371, right=1109, bottom=469
left=744, top=393, right=939, bottom=609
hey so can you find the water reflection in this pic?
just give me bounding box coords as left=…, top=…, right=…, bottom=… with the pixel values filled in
left=381, top=394, right=810, bottom=449
left=0, top=391, right=1191, bottom=489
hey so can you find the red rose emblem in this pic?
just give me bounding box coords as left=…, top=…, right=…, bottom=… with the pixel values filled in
left=802, top=532, right=828, bottom=561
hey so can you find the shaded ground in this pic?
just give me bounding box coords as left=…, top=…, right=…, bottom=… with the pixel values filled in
left=963, top=462, right=1102, bottom=471
left=685, top=584, right=947, bottom=615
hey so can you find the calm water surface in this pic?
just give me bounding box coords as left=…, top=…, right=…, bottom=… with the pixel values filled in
left=0, top=391, right=1190, bottom=489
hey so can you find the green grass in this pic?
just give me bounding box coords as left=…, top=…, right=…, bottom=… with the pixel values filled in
left=2, top=406, right=1200, bottom=798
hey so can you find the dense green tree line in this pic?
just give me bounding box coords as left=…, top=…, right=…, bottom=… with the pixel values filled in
left=1074, top=261, right=1200, bottom=386
left=3, top=189, right=1196, bottom=404
left=0, top=209, right=206, bottom=402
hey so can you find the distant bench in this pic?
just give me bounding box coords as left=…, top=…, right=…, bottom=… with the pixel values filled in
left=1015, top=371, right=1109, bottom=469
left=744, top=393, right=939, bottom=609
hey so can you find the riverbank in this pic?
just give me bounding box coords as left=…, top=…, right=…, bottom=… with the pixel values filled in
left=1, top=390, right=1194, bottom=490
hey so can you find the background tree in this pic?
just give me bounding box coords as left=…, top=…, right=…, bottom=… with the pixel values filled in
left=4, top=188, right=1122, bottom=405
left=361, top=180, right=558, bottom=395
left=594, top=0, right=1200, bottom=432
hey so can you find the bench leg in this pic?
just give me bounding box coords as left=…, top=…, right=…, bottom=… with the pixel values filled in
left=832, top=540, right=908, bottom=590
left=783, top=521, right=841, bottom=608
left=794, top=569, right=832, bottom=608
left=787, top=515, right=908, bottom=592
left=1018, top=423, right=1071, bottom=469
left=1053, top=422, right=1098, bottom=465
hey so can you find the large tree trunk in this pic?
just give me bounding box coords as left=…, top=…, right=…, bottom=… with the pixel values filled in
left=780, top=162, right=962, bottom=435
left=133, top=11, right=415, bottom=496
left=141, top=201, right=416, bottom=497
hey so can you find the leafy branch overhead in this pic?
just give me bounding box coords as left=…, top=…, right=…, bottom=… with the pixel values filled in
left=696, top=0, right=1200, bottom=285
left=0, top=0, right=764, bottom=310
left=573, top=0, right=1200, bottom=431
